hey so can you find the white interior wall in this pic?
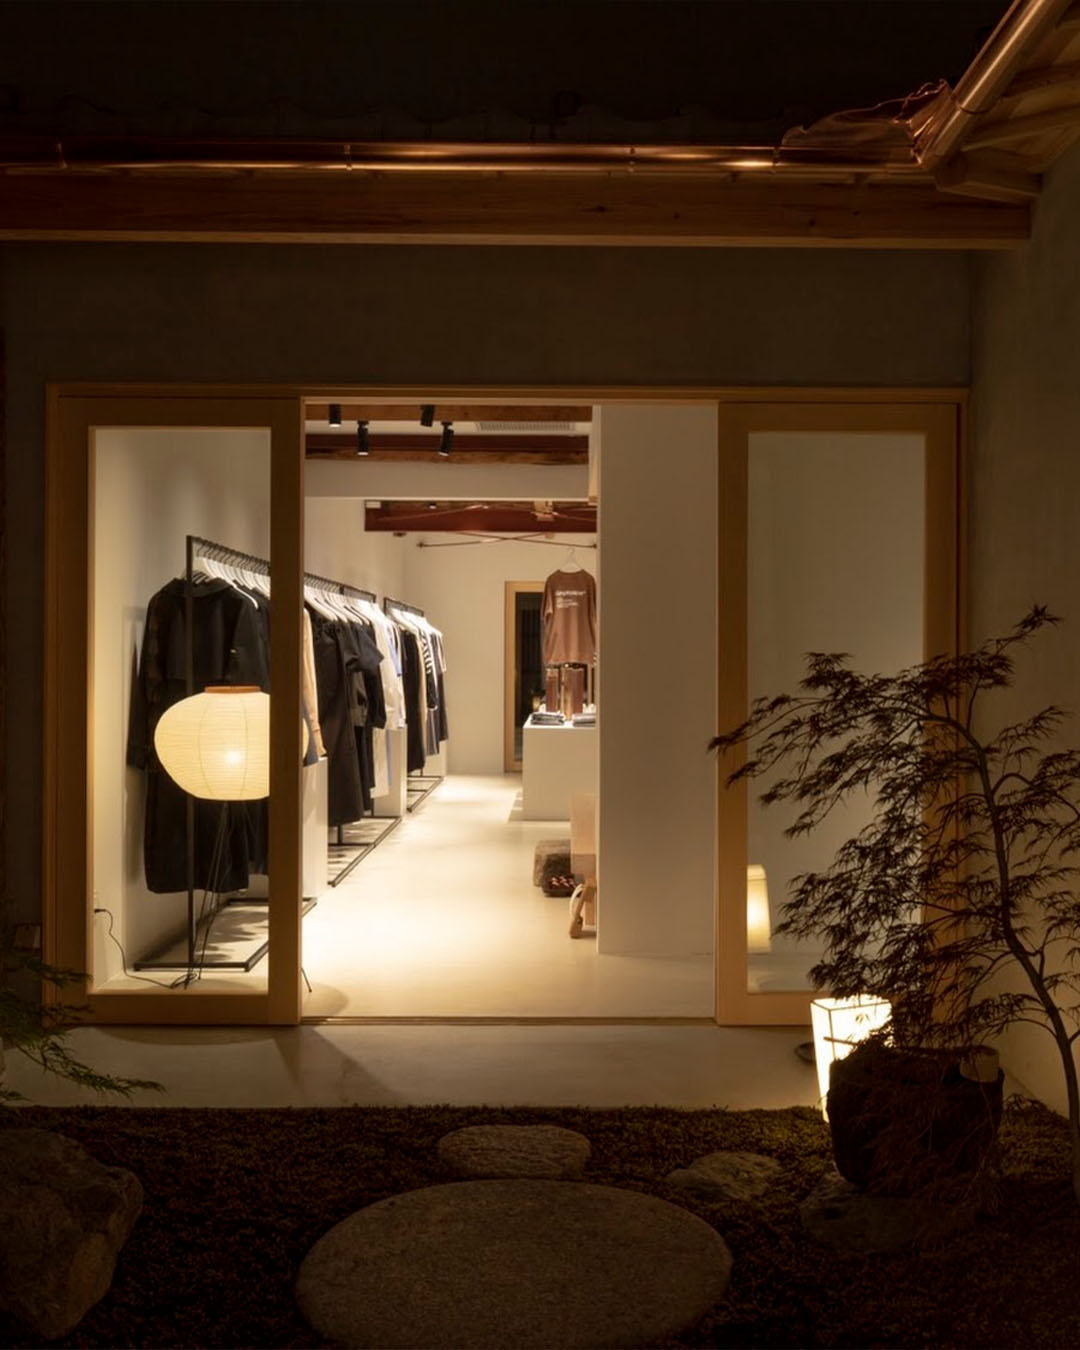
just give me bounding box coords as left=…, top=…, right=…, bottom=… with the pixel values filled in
left=91, top=429, right=270, bottom=982
left=302, top=496, right=408, bottom=600
left=596, top=404, right=719, bottom=957
left=747, top=432, right=925, bottom=977
left=403, top=535, right=596, bottom=775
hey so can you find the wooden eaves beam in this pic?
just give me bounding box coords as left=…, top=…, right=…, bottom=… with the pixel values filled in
left=0, top=170, right=1029, bottom=248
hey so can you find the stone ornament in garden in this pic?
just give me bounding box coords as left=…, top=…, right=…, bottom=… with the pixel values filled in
left=666, top=1150, right=782, bottom=1200
left=0, top=1129, right=143, bottom=1339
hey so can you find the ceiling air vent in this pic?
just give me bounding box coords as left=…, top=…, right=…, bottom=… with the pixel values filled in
left=474, top=420, right=578, bottom=433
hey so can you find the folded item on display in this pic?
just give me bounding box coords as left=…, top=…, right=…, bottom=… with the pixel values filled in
left=531, top=709, right=566, bottom=726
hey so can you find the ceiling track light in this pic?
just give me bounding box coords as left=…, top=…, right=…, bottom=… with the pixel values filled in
left=356, top=419, right=370, bottom=456
left=419, top=403, right=435, bottom=428
left=438, top=420, right=454, bottom=457
left=328, top=403, right=342, bottom=427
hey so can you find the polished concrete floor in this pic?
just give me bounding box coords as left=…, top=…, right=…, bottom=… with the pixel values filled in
left=301, top=775, right=715, bottom=1018
left=38, top=773, right=827, bottom=1111
left=6, top=1023, right=821, bottom=1110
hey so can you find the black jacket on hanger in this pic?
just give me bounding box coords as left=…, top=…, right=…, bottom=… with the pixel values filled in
left=127, top=578, right=270, bottom=895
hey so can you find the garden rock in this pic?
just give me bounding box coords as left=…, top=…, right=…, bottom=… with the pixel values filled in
left=296, top=1178, right=732, bottom=1349
left=666, top=1150, right=782, bottom=1201
left=0, top=1128, right=143, bottom=1339
left=437, top=1123, right=591, bottom=1178
left=799, top=1167, right=974, bottom=1254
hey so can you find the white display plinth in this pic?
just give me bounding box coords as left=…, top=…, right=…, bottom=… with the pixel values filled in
left=373, top=727, right=408, bottom=818
left=521, top=716, right=598, bottom=820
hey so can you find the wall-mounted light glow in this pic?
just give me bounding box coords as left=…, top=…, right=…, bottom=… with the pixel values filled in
left=438, top=421, right=454, bottom=457
left=328, top=403, right=343, bottom=427
left=746, top=863, right=771, bottom=954
left=810, top=994, right=892, bottom=1117
left=356, top=419, right=370, bottom=456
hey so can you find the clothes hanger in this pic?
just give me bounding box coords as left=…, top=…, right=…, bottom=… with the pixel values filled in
left=562, top=546, right=582, bottom=572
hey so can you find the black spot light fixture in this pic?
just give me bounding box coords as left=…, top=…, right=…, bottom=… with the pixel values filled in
left=356, top=420, right=370, bottom=456
left=438, top=421, right=454, bottom=457
left=419, top=403, right=436, bottom=428
left=328, top=403, right=342, bottom=427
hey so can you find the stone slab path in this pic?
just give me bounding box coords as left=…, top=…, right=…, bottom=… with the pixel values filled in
left=437, top=1123, right=591, bottom=1178
left=296, top=1179, right=732, bottom=1348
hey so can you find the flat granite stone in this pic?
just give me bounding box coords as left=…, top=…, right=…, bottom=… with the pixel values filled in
left=296, top=1179, right=732, bottom=1349
left=666, top=1150, right=782, bottom=1201
left=799, top=1168, right=974, bottom=1254
left=437, top=1124, right=591, bottom=1179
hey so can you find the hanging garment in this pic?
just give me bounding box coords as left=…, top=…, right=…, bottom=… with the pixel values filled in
left=542, top=568, right=597, bottom=666
left=400, top=627, right=427, bottom=773
left=127, top=578, right=271, bottom=895
left=309, top=609, right=366, bottom=828
left=343, top=617, right=386, bottom=814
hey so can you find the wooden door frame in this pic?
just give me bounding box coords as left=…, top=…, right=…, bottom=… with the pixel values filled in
left=714, top=399, right=962, bottom=1025
left=503, top=580, right=546, bottom=772
left=44, top=389, right=305, bottom=1024
left=43, top=382, right=963, bottom=1027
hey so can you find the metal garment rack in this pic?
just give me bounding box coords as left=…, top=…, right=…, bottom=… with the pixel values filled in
left=384, top=597, right=445, bottom=813
left=136, top=534, right=382, bottom=972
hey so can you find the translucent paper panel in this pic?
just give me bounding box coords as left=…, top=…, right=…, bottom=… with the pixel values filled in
left=90, top=428, right=272, bottom=992
left=746, top=432, right=924, bottom=992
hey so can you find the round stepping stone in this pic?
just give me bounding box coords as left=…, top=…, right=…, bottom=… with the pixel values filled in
left=437, top=1124, right=590, bottom=1179
left=666, top=1150, right=782, bottom=1201
left=296, top=1179, right=732, bottom=1349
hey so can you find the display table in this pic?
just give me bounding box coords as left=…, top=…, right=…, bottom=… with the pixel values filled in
left=521, top=716, right=598, bottom=820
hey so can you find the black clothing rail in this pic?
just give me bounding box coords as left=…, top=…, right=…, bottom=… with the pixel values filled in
left=140, top=535, right=382, bottom=977
left=189, top=535, right=377, bottom=603
left=384, top=596, right=425, bottom=618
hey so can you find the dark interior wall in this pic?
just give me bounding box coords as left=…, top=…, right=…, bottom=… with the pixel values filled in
left=970, top=142, right=1080, bottom=1112
left=1, top=240, right=972, bottom=923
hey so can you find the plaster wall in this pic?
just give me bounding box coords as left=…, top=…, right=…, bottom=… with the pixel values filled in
left=402, top=534, right=596, bottom=776
left=302, top=496, right=407, bottom=603
left=596, top=404, right=718, bottom=957
left=971, top=142, right=1080, bottom=1113
left=2, top=241, right=971, bottom=928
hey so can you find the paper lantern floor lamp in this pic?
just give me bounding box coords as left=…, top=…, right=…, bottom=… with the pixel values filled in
left=152, top=686, right=270, bottom=979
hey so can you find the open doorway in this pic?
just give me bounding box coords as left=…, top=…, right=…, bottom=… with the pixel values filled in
left=295, top=399, right=644, bottom=1018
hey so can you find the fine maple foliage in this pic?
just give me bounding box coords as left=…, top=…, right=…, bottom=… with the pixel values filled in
left=712, top=606, right=1080, bottom=1200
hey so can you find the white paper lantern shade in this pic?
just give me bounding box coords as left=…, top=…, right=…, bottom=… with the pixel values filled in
left=810, top=994, right=892, bottom=1117
left=746, top=864, right=772, bottom=954
left=154, top=686, right=270, bottom=801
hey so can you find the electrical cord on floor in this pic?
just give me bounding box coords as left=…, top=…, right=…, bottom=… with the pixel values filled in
left=93, top=906, right=189, bottom=990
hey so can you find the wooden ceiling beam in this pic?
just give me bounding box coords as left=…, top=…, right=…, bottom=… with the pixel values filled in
left=935, top=150, right=1041, bottom=202
left=965, top=103, right=1080, bottom=149
left=306, top=432, right=587, bottom=463
left=1004, top=59, right=1080, bottom=99
left=0, top=171, right=1029, bottom=248
left=366, top=501, right=596, bottom=533
left=305, top=403, right=591, bottom=423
